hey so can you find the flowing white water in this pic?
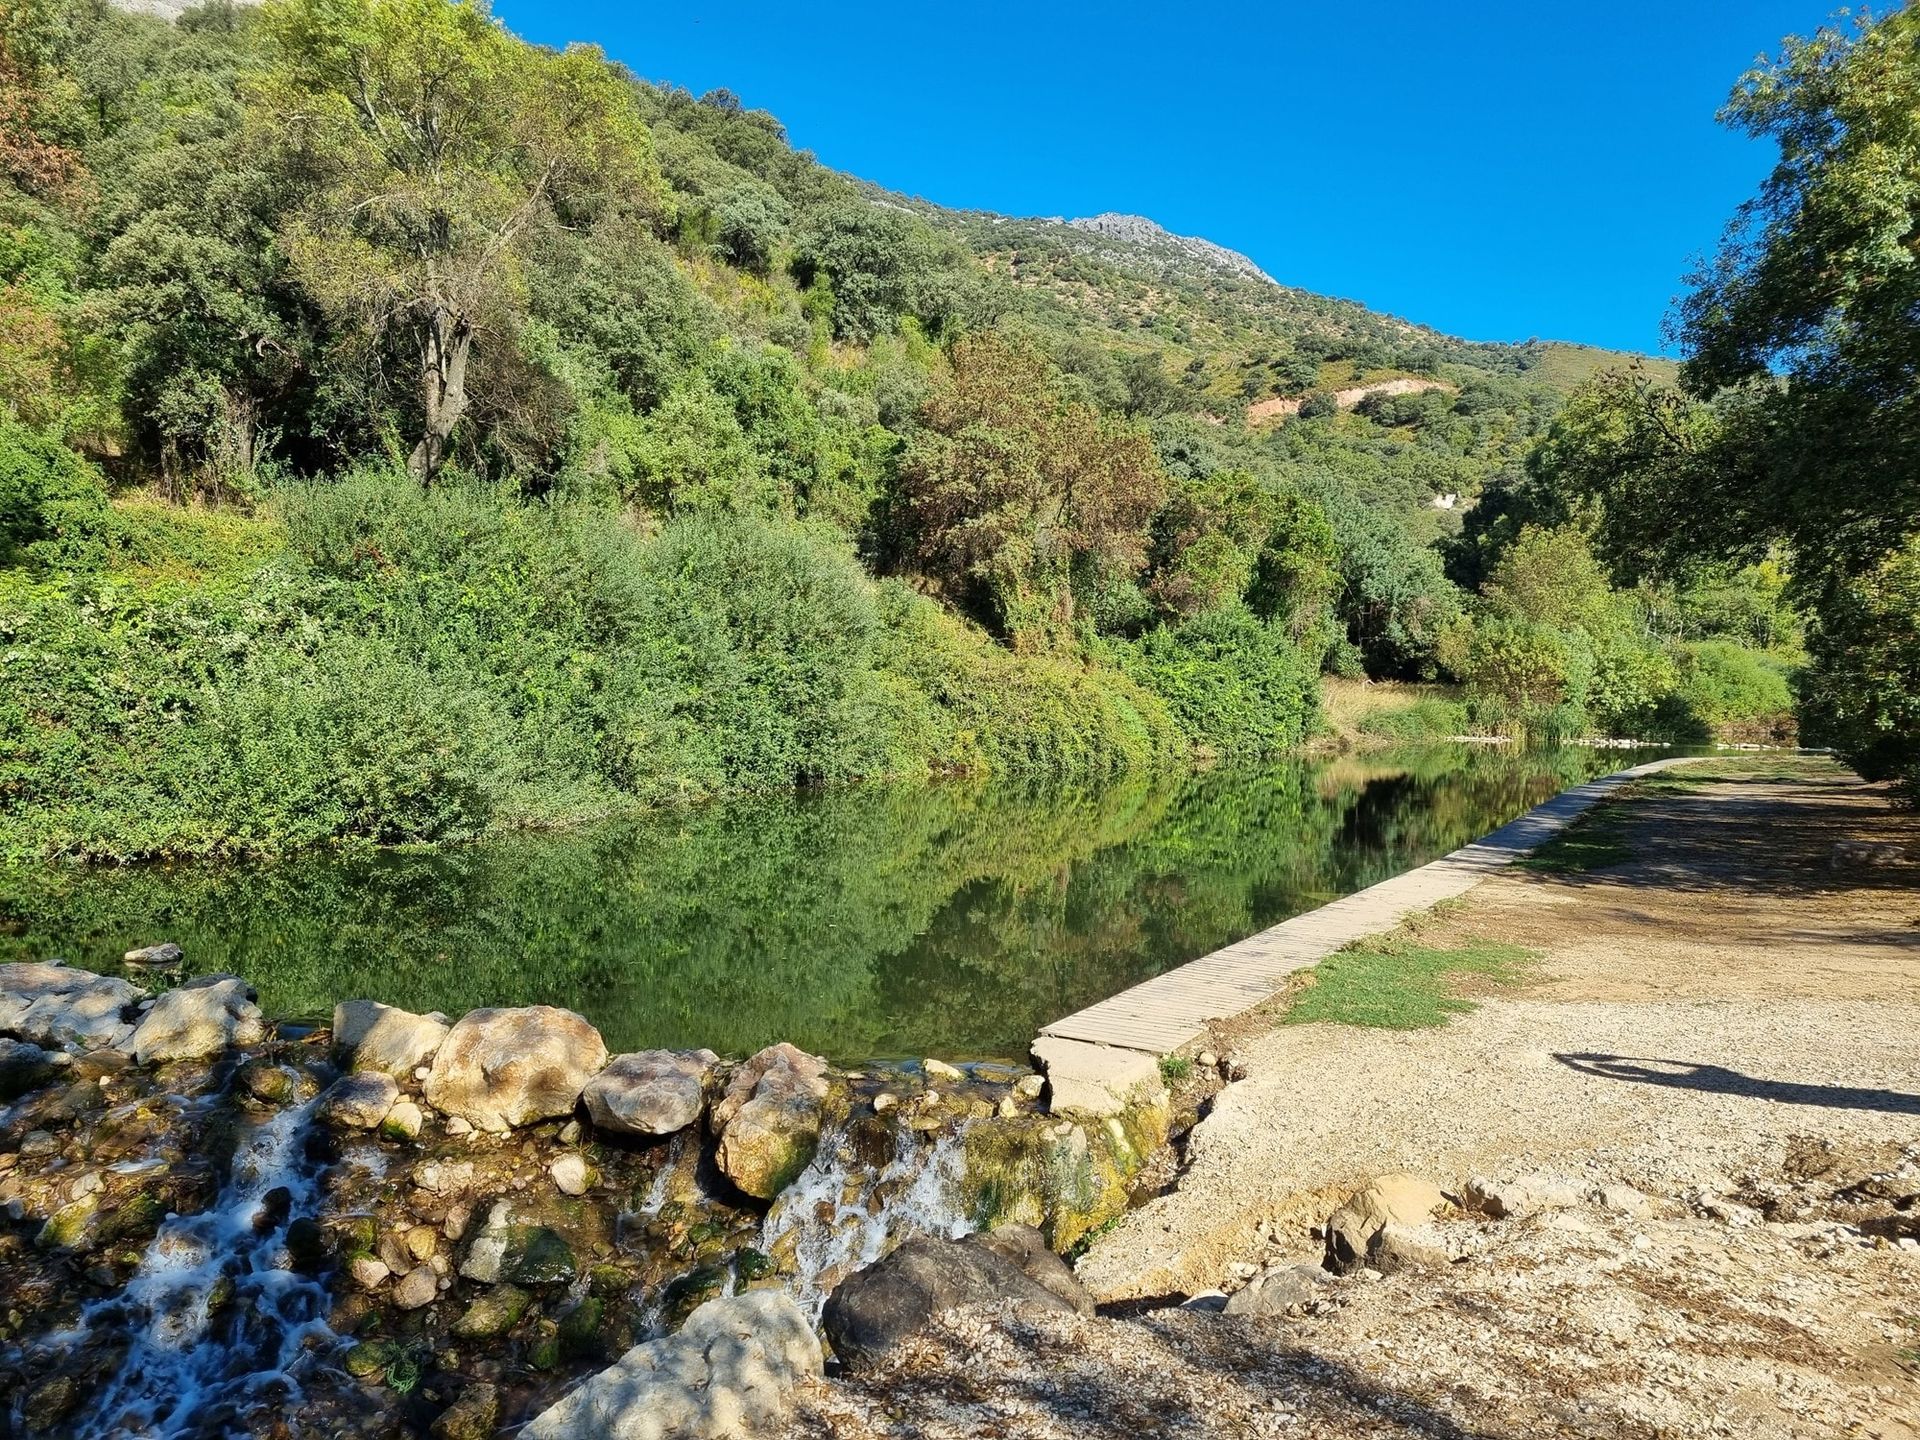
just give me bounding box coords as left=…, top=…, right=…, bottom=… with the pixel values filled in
left=70, top=1098, right=340, bottom=1440
left=762, top=1123, right=974, bottom=1318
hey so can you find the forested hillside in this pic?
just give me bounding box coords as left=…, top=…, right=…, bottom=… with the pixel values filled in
left=0, top=0, right=1803, bottom=862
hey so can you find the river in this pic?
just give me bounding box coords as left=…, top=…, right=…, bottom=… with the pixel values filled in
left=0, top=744, right=1664, bottom=1061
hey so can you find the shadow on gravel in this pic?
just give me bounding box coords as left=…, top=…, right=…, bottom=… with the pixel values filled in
left=1556, top=1053, right=1920, bottom=1115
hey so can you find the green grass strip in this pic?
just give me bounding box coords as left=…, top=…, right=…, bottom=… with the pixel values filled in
left=1514, top=808, right=1634, bottom=873
left=1283, top=936, right=1538, bottom=1030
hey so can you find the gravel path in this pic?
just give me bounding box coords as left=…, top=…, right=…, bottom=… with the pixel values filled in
left=795, top=761, right=1920, bottom=1439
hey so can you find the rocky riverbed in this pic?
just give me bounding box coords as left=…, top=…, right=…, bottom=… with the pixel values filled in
left=0, top=959, right=1172, bottom=1438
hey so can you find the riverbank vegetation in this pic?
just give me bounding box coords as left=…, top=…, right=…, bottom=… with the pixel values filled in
left=0, top=0, right=1812, bottom=861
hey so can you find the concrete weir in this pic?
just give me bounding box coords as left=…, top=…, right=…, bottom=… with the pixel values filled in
left=1033, top=756, right=1704, bottom=1097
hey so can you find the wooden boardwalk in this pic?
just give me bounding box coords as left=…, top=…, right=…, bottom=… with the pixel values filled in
left=1037, top=756, right=1697, bottom=1057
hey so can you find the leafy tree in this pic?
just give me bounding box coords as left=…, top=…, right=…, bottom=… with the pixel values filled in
left=254, top=0, right=664, bottom=481
left=898, top=332, right=1166, bottom=649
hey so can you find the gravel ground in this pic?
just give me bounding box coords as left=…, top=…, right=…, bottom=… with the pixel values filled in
left=790, top=762, right=1920, bottom=1439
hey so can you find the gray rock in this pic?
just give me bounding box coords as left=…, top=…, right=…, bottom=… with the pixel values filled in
left=964, top=1224, right=1094, bottom=1315
left=1223, top=1265, right=1324, bottom=1316
left=823, top=1235, right=1078, bottom=1370
left=581, top=1049, right=717, bottom=1137
left=523, top=1290, right=820, bottom=1440
left=127, top=976, right=265, bottom=1064
left=392, top=1264, right=440, bottom=1310
left=0, top=1038, right=60, bottom=1101
left=424, top=1006, right=608, bottom=1133
left=0, top=962, right=141, bottom=1051
left=712, top=1043, right=831, bottom=1200
left=459, top=1201, right=579, bottom=1286
left=321, top=1073, right=400, bottom=1129
left=122, top=942, right=183, bottom=968
left=549, top=1153, right=593, bottom=1196
left=382, top=1100, right=425, bottom=1141
left=333, top=1000, right=450, bottom=1078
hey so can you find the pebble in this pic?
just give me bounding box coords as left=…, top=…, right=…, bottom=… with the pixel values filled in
left=392, top=1264, right=438, bottom=1310
left=1197, top=1051, right=1218, bottom=1069
left=872, top=1093, right=898, bottom=1114
left=350, top=1256, right=390, bottom=1290
left=445, top=1116, right=473, bottom=1137
left=559, top=1120, right=582, bottom=1145
left=550, top=1153, right=592, bottom=1196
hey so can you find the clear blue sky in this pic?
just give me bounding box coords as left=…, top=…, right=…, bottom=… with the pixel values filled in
left=495, top=0, right=1837, bottom=356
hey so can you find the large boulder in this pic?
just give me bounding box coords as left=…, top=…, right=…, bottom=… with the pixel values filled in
left=822, top=1234, right=1078, bottom=1370
left=333, top=1000, right=450, bottom=1078
left=582, top=1049, right=718, bottom=1138
left=712, top=1043, right=830, bottom=1200
left=1324, top=1173, right=1449, bottom=1274
left=522, top=1290, right=820, bottom=1440
left=424, top=1006, right=607, bottom=1133
left=128, top=975, right=265, bottom=1065
left=0, top=1038, right=61, bottom=1101
left=0, top=962, right=141, bottom=1051
left=964, top=1224, right=1094, bottom=1315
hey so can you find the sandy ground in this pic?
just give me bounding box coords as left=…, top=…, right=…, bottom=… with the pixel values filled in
left=791, top=761, right=1920, bottom=1439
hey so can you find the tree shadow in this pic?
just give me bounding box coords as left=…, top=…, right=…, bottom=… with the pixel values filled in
left=1555, top=1052, right=1920, bottom=1115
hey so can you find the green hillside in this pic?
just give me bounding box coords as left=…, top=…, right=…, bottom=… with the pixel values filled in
left=0, top=0, right=1795, bottom=863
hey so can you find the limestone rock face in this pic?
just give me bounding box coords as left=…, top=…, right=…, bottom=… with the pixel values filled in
left=712, top=1043, right=831, bottom=1200
left=522, top=1290, right=820, bottom=1440
left=128, top=975, right=265, bottom=1065
left=424, top=1006, right=607, bottom=1133
left=823, top=1235, right=1077, bottom=1370
left=964, top=1224, right=1094, bottom=1315
left=333, top=1000, right=450, bottom=1078
left=321, top=1072, right=401, bottom=1129
left=1324, top=1174, right=1449, bottom=1274
left=0, top=963, right=141, bottom=1052
left=582, top=1049, right=717, bottom=1137
left=1029, top=1035, right=1167, bottom=1120
left=1465, top=1172, right=1584, bottom=1220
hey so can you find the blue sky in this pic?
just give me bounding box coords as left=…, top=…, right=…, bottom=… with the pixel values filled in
left=496, top=1, right=1837, bottom=356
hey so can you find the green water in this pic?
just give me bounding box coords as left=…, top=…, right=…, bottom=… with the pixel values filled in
left=0, top=746, right=1661, bottom=1062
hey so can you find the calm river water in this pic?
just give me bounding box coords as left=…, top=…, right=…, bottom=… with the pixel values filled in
left=1, top=745, right=1664, bottom=1061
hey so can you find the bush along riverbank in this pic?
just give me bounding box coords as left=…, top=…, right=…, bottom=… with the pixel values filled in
left=0, top=954, right=1173, bottom=1439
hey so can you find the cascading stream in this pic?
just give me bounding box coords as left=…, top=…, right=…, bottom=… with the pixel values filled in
left=762, top=1122, right=975, bottom=1319
left=67, top=1097, right=340, bottom=1440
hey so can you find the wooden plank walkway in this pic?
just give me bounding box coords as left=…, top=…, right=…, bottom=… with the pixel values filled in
left=1037, top=756, right=1698, bottom=1056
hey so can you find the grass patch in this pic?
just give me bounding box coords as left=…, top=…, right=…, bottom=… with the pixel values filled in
left=1283, top=935, right=1537, bottom=1029
left=1158, top=1055, right=1191, bottom=1082
left=1515, top=807, right=1634, bottom=874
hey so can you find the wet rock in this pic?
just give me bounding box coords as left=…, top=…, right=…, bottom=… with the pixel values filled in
left=424, top=1006, right=608, bottom=1134
left=413, top=1160, right=475, bottom=1196
left=451, top=1284, right=532, bottom=1340
left=333, top=999, right=451, bottom=1078
left=712, top=1042, right=831, bottom=1200
left=964, top=1224, right=1095, bottom=1315
left=19, top=1128, right=58, bottom=1157
left=321, top=1072, right=400, bottom=1130
left=1223, top=1264, right=1324, bottom=1316
left=0, top=1038, right=59, bottom=1101
left=523, top=1291, right=820, bottom=1440
left=1465, top=1172, right=1583, bottom=1220
left=581, top=1049, right=717, bottom=1137
left=37, top=1192, right=100, bottom=1251
left=22, top=1374, right=83, bottom=1431
left=0, top=962, right=141, bottom=1051
left=128, top=975, right=265, bottom=1065
left=350, top=1256, right=391, bottom=1290
left=823, top=1235, right=1078, bottom=1370
left=392, top=1264, right=440, bottom=1310
left=430, top=1382, right=501, bottom=1440
left=382, top=1100, right=425, bottom=1141
left=923, top=1058, right=965, bottom=1083
left=1325, top=1174, right=1448, bottom=1274
left=286, top=1217, right=328, bottom=1272
left=550, top=1153, right=594, bottom=1196
left=1014, top=1073, right=1045, bottom=1100
left=344, top=1339, right=399, bottom=1380
left=872, top=1092, right=898, bottom=1114
left=238, top=1059, right=298, bottom=1104
left=459, top=1201, right=580, bottom=1286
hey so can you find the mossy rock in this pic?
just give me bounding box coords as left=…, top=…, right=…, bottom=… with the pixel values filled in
left=344, top=1338, right=401, bottom=1380
left=960, top=1111, right=1151, bottom=1254
left=658, top=1264, right=728, bottom=1330
left=36, top=1194, right=101, bottom=1252
left=449, top=1284, right=531, bottom=1341
left=526, top=1318, right=562, bottom=1370
left=557, top=1296, right=605, bottom=1360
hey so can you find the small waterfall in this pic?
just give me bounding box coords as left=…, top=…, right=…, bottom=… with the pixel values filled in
left=762, top=1122, right=974, bottom=1318
left=69, top=1098, right=340, bottom=1440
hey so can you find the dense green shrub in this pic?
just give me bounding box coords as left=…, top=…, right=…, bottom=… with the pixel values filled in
left=1357, top=696, right=1471, bottom=742
left=1121, top=608, right=1318, bottom=757
left=0, top=422, right=111, bottom=570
